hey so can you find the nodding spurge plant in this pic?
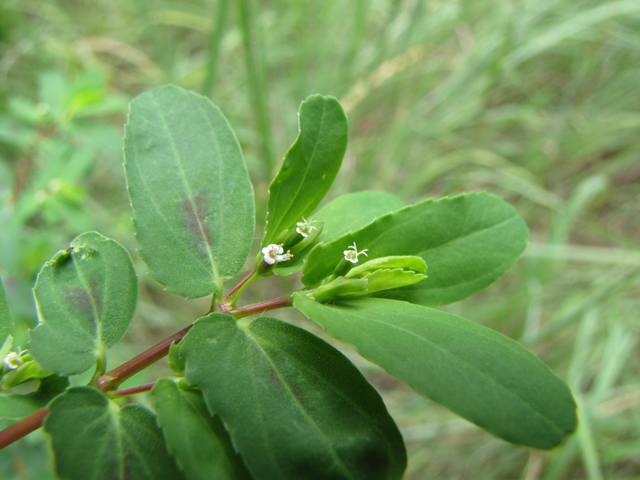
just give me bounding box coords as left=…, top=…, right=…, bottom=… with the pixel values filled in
left=0, top=86, right=577, bottom=479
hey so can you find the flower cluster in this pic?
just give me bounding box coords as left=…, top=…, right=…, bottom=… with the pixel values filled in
left=262, top=244, right=293, bottom=265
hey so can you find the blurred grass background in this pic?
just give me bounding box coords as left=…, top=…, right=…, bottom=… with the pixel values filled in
left=1, top=0, right=639, bottom=478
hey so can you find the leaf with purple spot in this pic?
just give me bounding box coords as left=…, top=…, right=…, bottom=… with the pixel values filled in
left=30, top=232, right=137, bottom=376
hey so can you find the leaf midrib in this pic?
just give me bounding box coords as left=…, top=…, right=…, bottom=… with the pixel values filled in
left=243, top=326, right=357, bottom=480
left=318, top=301, right=567, bottom=438
left=150, top=91, right=219, bottom=281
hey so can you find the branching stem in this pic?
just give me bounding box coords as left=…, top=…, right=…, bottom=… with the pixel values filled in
left=107, top=382, right=156, bottom=398
left=0, top=279, right=295, bottom=449
left=231, top=296, right=293, bottom=318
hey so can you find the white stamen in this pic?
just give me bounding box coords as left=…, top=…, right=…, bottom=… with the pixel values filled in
left=262, top=244, right=293, bottom=265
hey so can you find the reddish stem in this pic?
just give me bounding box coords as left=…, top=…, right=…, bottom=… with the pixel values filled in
left=96, top=324, right=193, bottom=391
left=0, top=291, right=295, bottom=450
left=223, top=271, right=255, bottom=300
left=108, top=382, right=156, bottom=398
left=0, top=409, right=48, bottom=450
left=231, top=296, right=293, bottom=318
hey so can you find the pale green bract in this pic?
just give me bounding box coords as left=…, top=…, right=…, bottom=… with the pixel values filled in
left=124, top=85, right=255, bottom=299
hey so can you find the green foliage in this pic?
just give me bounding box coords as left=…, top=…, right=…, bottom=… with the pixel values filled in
left=44, top=386, right=184, bottom=480
left=151, top=379, right=251, bottom=480
left=0, top=87, right=579, bottom=479
left=2, top=1, right=639, bottom=478
left=302, top=193, right=529, bottom=307
left=124, top=86, right=255, bottom=299
left=180, top=314, right=407, bottom=480
left=293, top=294, right=577, bottom=450
left=30, top=232, right=137, bottom=376
left=262, top=95, right=348, bottom=247
left=0, top=69, right=126, bottom=286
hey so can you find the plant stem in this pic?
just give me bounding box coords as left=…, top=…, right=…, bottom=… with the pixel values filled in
left=0, top=409, right=48, bottom=450
left=237, top=0, right=275, bottom=178
left=108, top=382, right=156, bottom=399
left=0, top=292, right=295, bottom=449
left=231, top=296, right=293, bottom=318
left=96, top=324, right=193, bottom=391
left=224, top=271, right=257, bottom=306
left=202, top=0, right=229, bottom=97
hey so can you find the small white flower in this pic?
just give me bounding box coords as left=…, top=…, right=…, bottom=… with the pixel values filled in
left=344, top=243, right=368, bottom=264
left=296, top=217, right=318, bottom=238
left=262, top=244, right=293, bottom=265
left=3, top=350, right=24, bottom=370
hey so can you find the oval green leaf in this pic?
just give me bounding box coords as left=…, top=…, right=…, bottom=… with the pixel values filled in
left=0, top=275, right=12, bottom=343
left=30, top=232, right=138, bottom=376
left=44, top=386, right=185, bottom=480
left=180, top=314, right=406, bottom=480
left=274, top=190, right=404, bottom=276
left=293, top=293, right=577, bottom=450
left=124, top=85, right=255, bottom=299
left=152, top=379, right=251, bottom=480
left=263, top=94, right=348, bottom=247
left=302, top=192, right=528, bottom=306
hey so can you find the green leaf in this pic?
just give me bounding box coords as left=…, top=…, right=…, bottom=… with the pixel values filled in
left=44, top=387, right=185, bottom=480
left=152, top=379, right=251, bottom=480
left=0, top=275, right=12, bottom=343
left=124, top=85, right=254, bottom=299
left=0, top=375, right=68, bottom=420
left=302, top=192, right=528, bottom=305
left=30, top=232, right=138, bottom=376
left=312, top=190, right=404, bottom=243
left=293, top=294, right=577, bottom=450
left=262, top=95, right=348, bottom=247
left=180, top=314, right=406, bottom=480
